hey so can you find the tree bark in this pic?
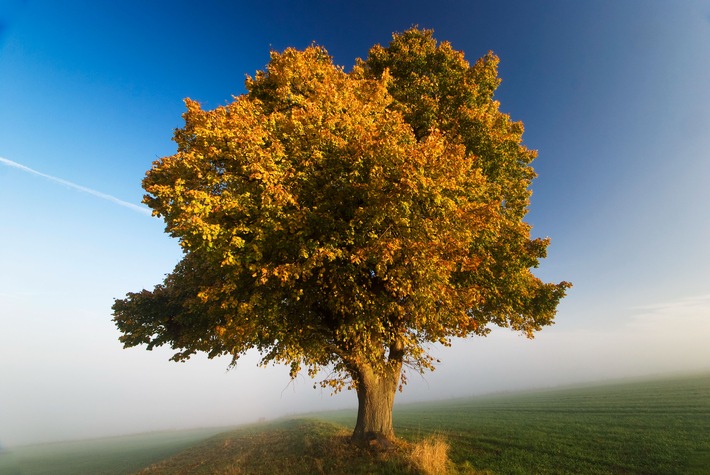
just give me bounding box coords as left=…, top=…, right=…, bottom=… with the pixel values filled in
left=350, top=343, right=404, bottom=446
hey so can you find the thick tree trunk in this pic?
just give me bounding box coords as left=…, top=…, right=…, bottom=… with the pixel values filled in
left=350, top=354, right=403, bottom=445
left=352, top=366, right=399, bottom=444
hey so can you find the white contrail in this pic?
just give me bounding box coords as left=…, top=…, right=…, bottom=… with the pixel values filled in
left=0, top=156, right=152, bottom=217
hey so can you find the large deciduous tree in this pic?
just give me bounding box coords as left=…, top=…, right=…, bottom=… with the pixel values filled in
left=113, top=28, right=570, bottom=444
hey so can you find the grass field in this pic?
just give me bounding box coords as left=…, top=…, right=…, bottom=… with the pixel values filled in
left=402, top=372, right=710, bottom=474
left=0, top=427, right=230, bottom=475
left=2, top=373, right=709, bottom=474
left=319, top=372, right=710, bottom=474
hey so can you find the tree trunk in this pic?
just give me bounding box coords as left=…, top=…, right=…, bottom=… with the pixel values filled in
left=351, top=362, right=402, bottom=445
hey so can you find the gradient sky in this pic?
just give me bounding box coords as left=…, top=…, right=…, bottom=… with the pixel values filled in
left=2, top=0, right=709, bottom=447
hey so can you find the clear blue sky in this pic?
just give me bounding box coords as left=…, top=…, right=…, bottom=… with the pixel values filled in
left=2, top=0, right=709, bottom=447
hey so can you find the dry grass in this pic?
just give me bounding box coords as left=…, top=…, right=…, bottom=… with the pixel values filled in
left=408, top=434, right=451, bottom=475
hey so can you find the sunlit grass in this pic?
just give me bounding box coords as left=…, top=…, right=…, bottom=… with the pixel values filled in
left=408, top=434, right=451, bottom=475
left=136, top=419, right=415, bottom=474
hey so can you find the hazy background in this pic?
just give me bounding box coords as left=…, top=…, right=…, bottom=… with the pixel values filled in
left=1, top=0, right=709, bottom=448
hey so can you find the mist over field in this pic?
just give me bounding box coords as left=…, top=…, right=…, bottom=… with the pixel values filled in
left=2, top=0, right=710, bottom=448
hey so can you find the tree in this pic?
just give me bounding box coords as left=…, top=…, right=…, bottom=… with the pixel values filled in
left=113, top=28, right=570, bottom=445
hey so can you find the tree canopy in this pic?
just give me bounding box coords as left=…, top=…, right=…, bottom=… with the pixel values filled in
left=113, top=28, right=570, bottom=442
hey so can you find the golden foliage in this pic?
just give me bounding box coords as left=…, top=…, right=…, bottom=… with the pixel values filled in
left=114, top=27, right=570, bottom=390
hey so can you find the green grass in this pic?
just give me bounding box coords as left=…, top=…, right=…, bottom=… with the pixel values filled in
left=425, top=372, right=710, bottom=474
left=320, top=373, right=710, bottom=474
left=0, top=427, right=229, bottom=475
left=2, top=373, right=709, bottom=474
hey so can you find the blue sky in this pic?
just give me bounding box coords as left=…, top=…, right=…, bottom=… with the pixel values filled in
left=2, top=0, right=709, bottom=447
